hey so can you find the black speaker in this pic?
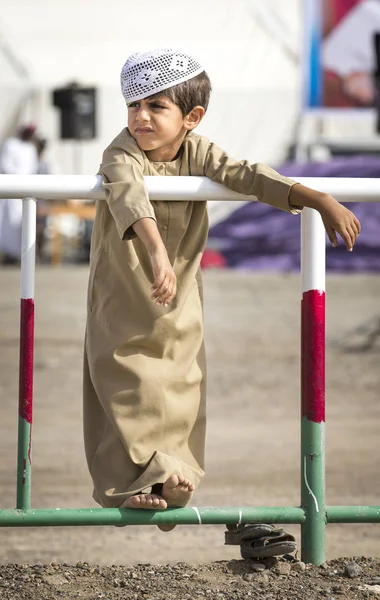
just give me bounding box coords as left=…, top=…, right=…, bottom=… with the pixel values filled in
left=52, top=84, right=97, bottom=140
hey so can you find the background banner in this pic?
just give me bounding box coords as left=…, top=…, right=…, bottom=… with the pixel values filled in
left=305, top=0, right=380, bottom=108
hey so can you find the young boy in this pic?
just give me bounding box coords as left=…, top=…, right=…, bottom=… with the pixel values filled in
left=83, top=49, right=360, bottom=524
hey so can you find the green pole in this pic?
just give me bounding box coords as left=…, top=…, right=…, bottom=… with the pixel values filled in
left=0, top=506, right=305, bottom=527
left=2, top=504, right=380, bottom=528
left=301, top=419, right=326, bottom=564
left=327, top=506, right=380, bottom=522
left=16, top=417, right=32, bottom=510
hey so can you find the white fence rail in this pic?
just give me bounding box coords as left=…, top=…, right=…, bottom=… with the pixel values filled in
left=0, top=174, right=378, bottom=299
left=0, top=174, right=379, bottom=202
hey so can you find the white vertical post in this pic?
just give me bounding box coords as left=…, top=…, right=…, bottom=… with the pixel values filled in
left=17, top=197, right=36, bottom=509
left=21, top=198, right=36, bottom=299
left=301, top=207, right=326, bottom=294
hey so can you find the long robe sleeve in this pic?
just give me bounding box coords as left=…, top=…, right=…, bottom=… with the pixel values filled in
left=100, top=144, right=156, bottom=241
left=199, top=139, right=300, bottom=214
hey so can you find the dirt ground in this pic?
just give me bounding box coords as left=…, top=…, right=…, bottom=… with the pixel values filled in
left=0, top=267, right=379, bottom=599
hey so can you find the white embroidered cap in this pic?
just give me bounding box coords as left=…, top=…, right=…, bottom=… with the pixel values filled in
left=120, top=48, right=205, bottom=104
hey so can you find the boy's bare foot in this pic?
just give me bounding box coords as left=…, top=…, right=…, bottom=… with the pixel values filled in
left=124, top=493, right=167, bottom=510
left=162, top=474, right=195, bottom=508
left=155, top=475, right=195, bottom=532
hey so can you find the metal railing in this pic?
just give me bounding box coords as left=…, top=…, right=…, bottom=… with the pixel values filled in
left=0, top=174, right=379, bottom=566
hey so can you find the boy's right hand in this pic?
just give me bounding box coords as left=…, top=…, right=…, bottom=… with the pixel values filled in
left=150, top=246, right=177, bottom=307
left=131, top=218, right=177, bottom=307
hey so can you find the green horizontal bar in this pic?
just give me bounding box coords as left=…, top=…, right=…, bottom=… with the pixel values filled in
left=3, top=505, right=380, bottom=527
left=327, top=506, right=380, bottom=523
left=0, top=506, right=305, bottom=527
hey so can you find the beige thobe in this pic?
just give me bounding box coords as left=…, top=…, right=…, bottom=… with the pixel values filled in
left=83, top=128, right=298, bottom=508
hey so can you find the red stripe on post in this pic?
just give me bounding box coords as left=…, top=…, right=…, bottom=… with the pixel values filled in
left=301, top=289, right=325, bottom=423
left=18, top=298, right=34, bottom=424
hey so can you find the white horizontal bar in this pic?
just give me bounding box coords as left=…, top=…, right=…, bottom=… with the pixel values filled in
left=315, top=137, right=380, bottom=151
left=0, top=174, right=379, bottom=202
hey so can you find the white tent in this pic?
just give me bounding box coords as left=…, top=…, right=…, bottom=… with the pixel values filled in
left=0, top=0, right=302, bottom=175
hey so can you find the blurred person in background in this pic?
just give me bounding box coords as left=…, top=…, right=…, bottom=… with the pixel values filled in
left=322, top=0, right=380, bottom=106
left=0, top=124, right=38, bottom=265
left=35, top=137, right=50, bottom=262
left=36, top=137, right=49, bottom=175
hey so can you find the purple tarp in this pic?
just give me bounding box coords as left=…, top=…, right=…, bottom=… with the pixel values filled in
left=207, top=156, right=380, bottom=272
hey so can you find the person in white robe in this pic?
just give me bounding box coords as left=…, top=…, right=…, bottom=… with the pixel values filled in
left=0, top=125, right=38, bottom=263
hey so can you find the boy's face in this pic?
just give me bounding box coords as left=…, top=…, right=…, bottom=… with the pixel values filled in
left=127, top=95, right=203, bottom=162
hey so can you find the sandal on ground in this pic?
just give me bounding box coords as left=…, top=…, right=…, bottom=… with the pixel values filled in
left=224, top=523, right=293, bottom=545
left=224, top=524, right=297, bottom=558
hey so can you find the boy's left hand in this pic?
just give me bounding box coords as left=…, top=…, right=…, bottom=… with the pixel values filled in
left=319, top=195, right=361, bottom=251
left=289, top=184, right=361, bottom=251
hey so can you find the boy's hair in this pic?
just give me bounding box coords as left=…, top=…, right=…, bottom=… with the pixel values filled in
left=149, top=71, right=212, bottom=116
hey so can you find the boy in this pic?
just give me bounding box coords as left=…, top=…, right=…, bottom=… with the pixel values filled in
left=83, top=49, right=360, bottom=525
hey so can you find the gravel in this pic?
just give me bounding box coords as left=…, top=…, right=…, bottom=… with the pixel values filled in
left=1, top=557, right=380, bottom=600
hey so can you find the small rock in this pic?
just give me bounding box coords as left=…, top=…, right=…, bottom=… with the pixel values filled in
left=260, top=572, right=270, bottom=584
left=371, top=578, right=380, bottom=586
left=250, top=563, right=266, bottom=572
left=291, top=561, right=306, bottom=573
left=42, top=574, right=68, bottom=586
left=243, top=574, right=254, bottom=582
left=274, top=562, right=291, bottom=576
left=320, top=562, right=329, bottom=570
left=345, top=562, right=362, bottom=578
left=361, top=584, right=380, bottom=594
